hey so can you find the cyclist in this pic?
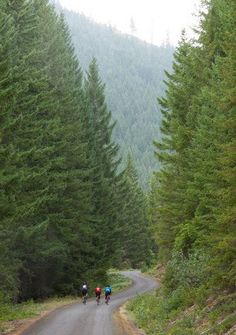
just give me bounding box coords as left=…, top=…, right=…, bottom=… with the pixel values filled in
left=81, top=281, right=88, bottom=304
left=95, top=285, right=102, bottom=305
left=104, top=285, right=112, bottom=304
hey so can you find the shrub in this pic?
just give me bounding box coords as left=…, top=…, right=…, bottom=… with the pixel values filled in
left=163, top=250, right=210, bottom=294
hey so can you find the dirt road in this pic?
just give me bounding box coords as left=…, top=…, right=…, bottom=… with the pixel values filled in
left=21, top=270, right=158, bottom=335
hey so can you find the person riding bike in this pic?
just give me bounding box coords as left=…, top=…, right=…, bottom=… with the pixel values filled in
left=81, top=281, right=88, bottom=304
left=95, top=285, right=102, bottom=304
left=104, top=285, right=112, bottom=304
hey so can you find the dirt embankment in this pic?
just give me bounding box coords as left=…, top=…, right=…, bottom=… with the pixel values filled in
left=114, top=305, right=145, bottom=335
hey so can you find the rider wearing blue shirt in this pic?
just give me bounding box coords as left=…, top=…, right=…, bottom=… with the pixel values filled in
left=104, top=285, right=112, bottom=303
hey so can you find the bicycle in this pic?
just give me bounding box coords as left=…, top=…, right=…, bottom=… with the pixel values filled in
left=105, top=294, right=110, bottom=305
left=96, top=295, right=101, bottom=305
left=82, top=293, right=88, bottom=304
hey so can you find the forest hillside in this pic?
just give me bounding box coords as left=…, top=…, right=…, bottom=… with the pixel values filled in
left=57, top=2, right=174, bottom=186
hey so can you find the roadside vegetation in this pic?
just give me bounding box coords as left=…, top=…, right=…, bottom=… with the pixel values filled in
left=128, top=290, right=236, bottom=335
left=128, top=0, right=236, bottom=333
left=128, top=263, right=236, bottom=335
left=108, top=271, right=132, bottom=293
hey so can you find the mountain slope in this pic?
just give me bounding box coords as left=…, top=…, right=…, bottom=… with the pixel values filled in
left=58, top=3, right=174, bottom=186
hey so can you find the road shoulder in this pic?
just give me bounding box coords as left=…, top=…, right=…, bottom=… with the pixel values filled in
left=113, top=304, right=146, bottom=335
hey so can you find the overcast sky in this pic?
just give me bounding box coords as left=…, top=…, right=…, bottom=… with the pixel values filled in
left=58, top=0, right=201, bottom=45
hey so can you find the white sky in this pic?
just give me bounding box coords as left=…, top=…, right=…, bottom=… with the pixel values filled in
left=59, top=0, right=201, bottom=46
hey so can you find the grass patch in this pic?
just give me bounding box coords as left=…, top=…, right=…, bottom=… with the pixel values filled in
left=0, top=300, right=38, bottom=321
left=107, top=271, right=132, bottom=293
left=127, top=289, right=236, bottom=335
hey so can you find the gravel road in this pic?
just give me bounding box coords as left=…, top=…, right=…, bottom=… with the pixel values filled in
left=21, top=270, right=158, bottom=335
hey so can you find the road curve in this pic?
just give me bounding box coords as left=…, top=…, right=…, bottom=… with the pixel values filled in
left=21, top=270, right=158, bottom=335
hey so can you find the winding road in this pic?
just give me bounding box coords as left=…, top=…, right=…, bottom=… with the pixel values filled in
left=21, top=271, right=158, bottom=335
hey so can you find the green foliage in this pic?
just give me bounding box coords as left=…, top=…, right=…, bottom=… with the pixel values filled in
left=143, top=0, right=236, bottom=333
left=174, top=222, right=199, bottom=255
left=150, top=0, right=236, bottom=290
left=107, top=272, right=132, bottom=293
left=0, top=0, right=154, bottom=305
left=128, top=293, right=165, bottom=334
left=112, top=155, right=156, bottom=268
left=55, top=4, right=174, bottom=186
left=128, top=284, right=236, bottom=335
left=164, top=251, right=210, bottom=293
left=0, top=300, right=38, bottom=322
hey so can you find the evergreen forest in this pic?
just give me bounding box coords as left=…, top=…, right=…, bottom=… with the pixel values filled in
left=150, top=0, right=235, bottom=292
left=55, top=1, right=174, bottom=187
left=0, top=0, right=235, bottom=334
left=0, top=0, right=153, bottom=304
left=129, top=0, right=236, bottom=333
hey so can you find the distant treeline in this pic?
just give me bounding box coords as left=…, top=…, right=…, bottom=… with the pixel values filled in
left=0, top=0, right=155, bottom=303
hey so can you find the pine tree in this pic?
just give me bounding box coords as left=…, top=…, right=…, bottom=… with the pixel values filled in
left=196, top=0, right=236, bottom=289
left=0, top=0, right=20, bottom=302
left=151, top=0, right=236, bottom=293
left=83, top=58, right=121, bottom=271
left=114, top=155, right=154, bottom=267
left=152, top=33, right=207, bottom=260
left=0, top=0, right=55, bottom=301
left=0, top=0, right=95, bottom=300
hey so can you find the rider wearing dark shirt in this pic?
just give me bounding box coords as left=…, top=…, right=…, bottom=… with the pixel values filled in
left=82, top=282, right=88, bottom=297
